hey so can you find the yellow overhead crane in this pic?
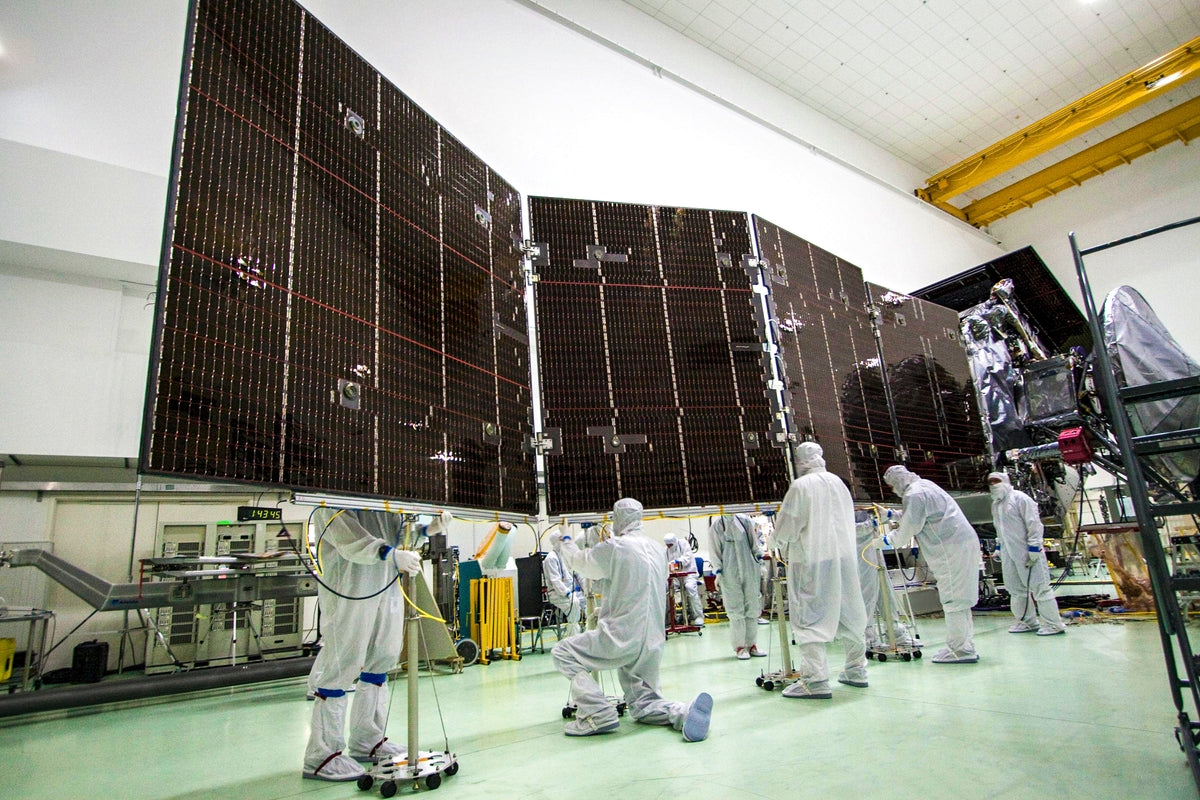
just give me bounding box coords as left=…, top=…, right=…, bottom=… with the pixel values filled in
left=961, top=95, right=1200, bottom=227
left=916, top=34, right=1200, bottom=225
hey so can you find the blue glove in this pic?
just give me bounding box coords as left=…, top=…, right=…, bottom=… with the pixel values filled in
left=378, top=544, right=392, bottom=560
left=909, top=546, right=919, bottom=560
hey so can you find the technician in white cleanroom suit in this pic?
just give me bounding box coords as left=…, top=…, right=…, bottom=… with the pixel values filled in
left=709, top=514, right=766, bottom=659
left=771, top=442, right=868, bottom=698
left=542, top=545, right=583, bottom=637
left=664, top=533, right=705, bottom=626
left=549, top=498, right=713, bottom=741
left=988, top=472, right=1066, bottom=635
left=301, top=508, right=429, bottom=781
left=854, top=511, right=913, bottom=648
left=883, top=465, right=982, bottom=664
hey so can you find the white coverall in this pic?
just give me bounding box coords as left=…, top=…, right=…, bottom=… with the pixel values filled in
left=664, top=535, right=705, bottom=626
left=772, top=443, right=868, bottom=693
left=550, top=499, right=711, bottom=741
left=989, top=472, right=1066, bottom=634
left=303, top=508, right=423, bottom=781
left=884, top=465, right=981, bottom=662
left=542, top=548, right=583, bottom=637
left=709, top=514, right=763, bottom=655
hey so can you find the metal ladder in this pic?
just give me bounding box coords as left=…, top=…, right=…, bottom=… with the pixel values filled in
left=1070, top=215, right=1200, bottom=794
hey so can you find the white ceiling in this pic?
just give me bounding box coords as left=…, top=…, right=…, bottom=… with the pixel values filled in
left=619, top=0, right=1200, bottom=203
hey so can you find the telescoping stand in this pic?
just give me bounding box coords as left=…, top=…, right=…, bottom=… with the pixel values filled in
left=865, top=508, right=922, bottom=663
left=562, top=565, right=629, bottom=719
left=756, top=559, right=800, bottom=691
left=358, top=572, right=460, bottom=796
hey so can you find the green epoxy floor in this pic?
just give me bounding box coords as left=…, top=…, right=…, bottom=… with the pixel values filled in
left=1, top=614, right=1196, bottom=799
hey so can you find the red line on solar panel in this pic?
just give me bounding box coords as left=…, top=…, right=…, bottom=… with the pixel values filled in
left=171, top=245, right=527, bottom=390
left=545, top=405, right=745, bottom=412
left=195, top=19, right=295, bottom=117
left=538, top=280, right=750, bottom=292
left=187, top=85, right=502, bottom=282
left=160, top=309, right=446, bottom=406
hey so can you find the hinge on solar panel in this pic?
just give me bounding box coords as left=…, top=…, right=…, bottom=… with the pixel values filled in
left=742, top=431, right=761, bottom=450
left=514, top=236, right=549, bottom=276
left=894, top=445, right=909, bottom=462
left=741, top=254, right=761, bottom=280
left=769, top=416, right=790, bottom=447
left=525, top=428, right=562, bottom=456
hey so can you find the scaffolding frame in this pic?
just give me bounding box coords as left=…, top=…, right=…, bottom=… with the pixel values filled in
left=1070, top=214, right=1200, bottom=795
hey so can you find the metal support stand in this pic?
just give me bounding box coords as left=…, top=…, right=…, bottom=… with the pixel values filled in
left=356, top=573, right=459, bottom=796
left=1070, top=216, right=1200, bottom=796
left=756, top=567, right=800, bottom=691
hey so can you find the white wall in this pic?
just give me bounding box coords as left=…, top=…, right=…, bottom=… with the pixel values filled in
left=989, top=142, right=1200, bottom=357
left=0, top=265, right=153, bottom=456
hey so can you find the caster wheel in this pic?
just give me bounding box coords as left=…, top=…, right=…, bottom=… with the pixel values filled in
left=455, top=638, right=480, bottom=667
left=901, top=652, right=912, bottom=662
left=616, top=702, right=628, bottom=716
left=877, top=653, right=888, bottom=663
left=357, top=775, right=375, bottom=791
left=426, top=773, right=442, bottom=790
left=913, top=649, right=922, bottom=659
left=698, top=630, right=703, bottom=636
left=380, top=780, right=397, bottom=798
left=444, top=761, right=459, bottom=777
left=865, top=652, right=874, bottom=660
left=562, top=706, right=574, bottom=719
left=763, top=680, right=775, bottom=691
left=755, top=676, right=764, bottom=687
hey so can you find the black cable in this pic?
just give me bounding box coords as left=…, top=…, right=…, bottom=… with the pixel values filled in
left=279, top=511, right=401, bottom=601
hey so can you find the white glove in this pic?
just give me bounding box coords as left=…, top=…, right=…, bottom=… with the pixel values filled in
left=427, top=510, right=454, bottom=535
left=1025, top=549, right=1040, bottom=569
left=713, top=572, right=722, bottom=591
left=390, top=549, right=422, bottom=575
left=552, top=530, right=577, bottom=553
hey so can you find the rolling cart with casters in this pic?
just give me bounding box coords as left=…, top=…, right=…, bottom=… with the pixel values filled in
left=560, top=585, right=628, bottom=720
left=358, top=573, right=459, bottom=795
left=864, top=515, right=923, bottom=664
left=666, top=570, right=702, bottom=636
left=756, top=569, right=800, bottom=691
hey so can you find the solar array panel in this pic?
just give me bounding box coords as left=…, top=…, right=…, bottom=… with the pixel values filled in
left=530, top=198, right=790, bottom=515
left=142, top=0, right=535, bottom=513
left=867, top=283, right=991, bottom=493
left=912, top=246, right=1091, bottom=353
left=754, top=217, right=895, bottom=501
left=142, top=0, right=992, bottom=517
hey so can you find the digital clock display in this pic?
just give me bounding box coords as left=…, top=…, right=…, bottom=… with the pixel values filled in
left=237, top=506, right=282, bottom=522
